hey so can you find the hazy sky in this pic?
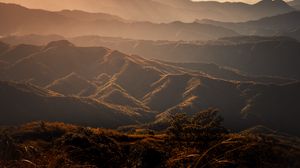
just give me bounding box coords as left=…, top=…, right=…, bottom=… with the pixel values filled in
left=0, top=0, right=269, bottom=12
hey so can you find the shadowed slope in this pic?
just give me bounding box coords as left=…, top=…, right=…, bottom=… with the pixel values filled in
left=101, top=89, right=150, bottom=110
left=0, top=40, right=299, bottom=135
left=46, top=72, right=98, bottom=96
left=1, top=40, right=110, bottom=86
left=0, top=44, right=41, bottom=64
left=240, top=82, right=300, bottom=135
left=69, top=36, right=300, bottom=80
left=0, top=81, right=143, bottom=128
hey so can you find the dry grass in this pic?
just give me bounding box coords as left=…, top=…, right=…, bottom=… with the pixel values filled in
left=0, top=122, right=299, bottom=168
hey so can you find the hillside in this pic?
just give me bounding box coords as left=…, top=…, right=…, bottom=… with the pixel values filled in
left=100, top=89, right=150, bottom=110
left=46, top=72, right=98, bottom=97
left=4, top=35, right=297, bottom=81
left=0, top=121, right=299, bottom=167
left=0, top=80, right=154, bottom=128
left=148, top=74, right=300, bottom=134
left=0, top=44, right=41, bottom=64
left=160, top=61, right=293, bottom=84
left=0, top=40, right=299, bottom=135
left=240, top=82, right=300, bottom=136
left=68, top=35, right=300, bottom=80
left=0, top=0, right=299, bottom=167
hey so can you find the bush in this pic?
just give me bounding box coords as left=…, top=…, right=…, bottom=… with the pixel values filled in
left=168, top=109, right=227, bottom=144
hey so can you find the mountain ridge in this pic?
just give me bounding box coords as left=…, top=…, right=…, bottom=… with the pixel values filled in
left=0, top=40, right=299, bottom=135
left=0, top=2, right=238, bottom=41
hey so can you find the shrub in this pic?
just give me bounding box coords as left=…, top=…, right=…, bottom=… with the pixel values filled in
left=168, top=109, right=227, bottom=144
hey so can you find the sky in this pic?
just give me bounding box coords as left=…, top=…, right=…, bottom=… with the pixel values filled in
left=0, top=0, right=269, bottom=12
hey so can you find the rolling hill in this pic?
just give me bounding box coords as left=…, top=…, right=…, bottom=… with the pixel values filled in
left=0, top=40, right=299, bottom=135
left=0, top=80, right=151, bottom=128
left=0, top=44, right=41, bottom=64
left=0, top=0, right=299, bottom=166
left=69, top=35, right=300, bottom=80
left=3, top=35, right=298, bottom=80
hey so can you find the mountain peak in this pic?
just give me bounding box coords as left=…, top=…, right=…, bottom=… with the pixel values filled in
left=45, top=40, right=74, bottom=49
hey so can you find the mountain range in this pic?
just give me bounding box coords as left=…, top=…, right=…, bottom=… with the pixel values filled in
left=70, top=35, right=300, bottom=80
left=0, top=40, right=299, bottom=135
left=0, top=2, right=238, bottom=41
left=6, top=34, right=297, bottom=80
left=1, top=1, right=299, bottom=41
left=0, top=0, right=295, bottom=22
left=158, top=0, right=295, bottom=22
left=0, top=1, right=299, bottom=167
left=199, top=11, right=300, bottom=38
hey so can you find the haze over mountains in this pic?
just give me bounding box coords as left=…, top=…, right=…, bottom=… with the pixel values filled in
left=0, top=0, right=296, bottom=22
left=0, top=1, right=299, bottom=166
left=200, top=11, right=300, bottom=37
left=0, top=1, right=299, bottom=40
left=1, top=1, right=300, bottom=42
left=0, top=2, right=239, bottom=41
left=3, top=34, right=298, bottom=80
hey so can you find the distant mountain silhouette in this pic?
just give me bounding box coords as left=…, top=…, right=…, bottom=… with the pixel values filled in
left=160, top=61, right=292, bottom=84
left=0, top=40, right=299, bottom=135
left=0, top=34, right=65, bottom=46
left=0, top=2, right=238, bottom=41
left=2, top=35, right=299, bottom=80
left=159, top=0, right=295, bottom=22
left=58, top=9, right=126, bottom=22
left=199, top=11, right=300, bottom=39
left=67, top=35, right=300, bottom=80
left=17, top=0, right=294, bottom=22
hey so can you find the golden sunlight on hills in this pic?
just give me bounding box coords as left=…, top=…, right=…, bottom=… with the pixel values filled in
left=0, top=0, right=299, bottom=167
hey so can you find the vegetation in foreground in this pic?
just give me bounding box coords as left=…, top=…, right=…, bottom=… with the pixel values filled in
left=0, top=109, right=299, bottom=168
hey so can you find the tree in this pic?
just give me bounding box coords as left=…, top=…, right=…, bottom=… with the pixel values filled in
left=168, top=109, right=227, bottom=144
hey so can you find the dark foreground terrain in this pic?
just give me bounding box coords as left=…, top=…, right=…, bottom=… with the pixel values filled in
left=1, top=110, right=299, bottom=168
